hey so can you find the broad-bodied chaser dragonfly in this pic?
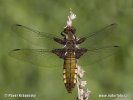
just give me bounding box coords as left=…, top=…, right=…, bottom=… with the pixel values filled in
left=10, top=23, right=119, bottom=93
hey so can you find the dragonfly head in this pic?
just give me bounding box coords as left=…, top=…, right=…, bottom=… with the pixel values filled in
left=64, top=26, right=76, bottom=34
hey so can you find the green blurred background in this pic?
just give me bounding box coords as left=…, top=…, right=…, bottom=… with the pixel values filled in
left=0, top=0, right=133, bottom=100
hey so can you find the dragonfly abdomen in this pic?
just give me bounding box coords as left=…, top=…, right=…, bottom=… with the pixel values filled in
left=63, top=52, right=77, bottom=93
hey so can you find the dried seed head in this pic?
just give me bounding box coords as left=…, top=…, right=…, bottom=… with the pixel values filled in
left=65, top=9, right=76, bottom=28
left=77, top=65, right=85, bottom=78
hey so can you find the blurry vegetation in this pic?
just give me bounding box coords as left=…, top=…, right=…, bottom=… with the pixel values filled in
left=0, top=0, right=133, bottom=100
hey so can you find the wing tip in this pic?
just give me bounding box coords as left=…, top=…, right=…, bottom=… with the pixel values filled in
left=13, top=49, right=21, bottom=51
left=113, top=45, right=119, bottom=48
left=11, top=24, right=22, bottom=31
left=110, top=23, right=116, bottom=26
left=8, top=49, right=21, bottom=55
left=15, top=24, right=22, bottom=26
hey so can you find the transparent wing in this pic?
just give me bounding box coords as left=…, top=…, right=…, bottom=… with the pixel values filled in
left=11, top=24, right=62, bottom=48
left=77, top=23, right=120, bottom=67
left=9, top=48, right=63, bottom=68
left=78, top=45, right=120, bottom=69
left=79, top=23, right=118, bottom=48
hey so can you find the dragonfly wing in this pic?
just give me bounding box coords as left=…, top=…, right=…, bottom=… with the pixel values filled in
left=79, top=23, right=119, bottom=48
left=11, top=24, right=63, bottom=48
left=78, top=45, right=120, bottom=68
left=9, top=48, right=63, bottom=68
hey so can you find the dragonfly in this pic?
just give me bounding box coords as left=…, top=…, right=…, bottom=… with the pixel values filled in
left=10, top=23, right=119, bottom=93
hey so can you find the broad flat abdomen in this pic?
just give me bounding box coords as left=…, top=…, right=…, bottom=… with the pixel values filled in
left=63, top=52, right=77, bottom=93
